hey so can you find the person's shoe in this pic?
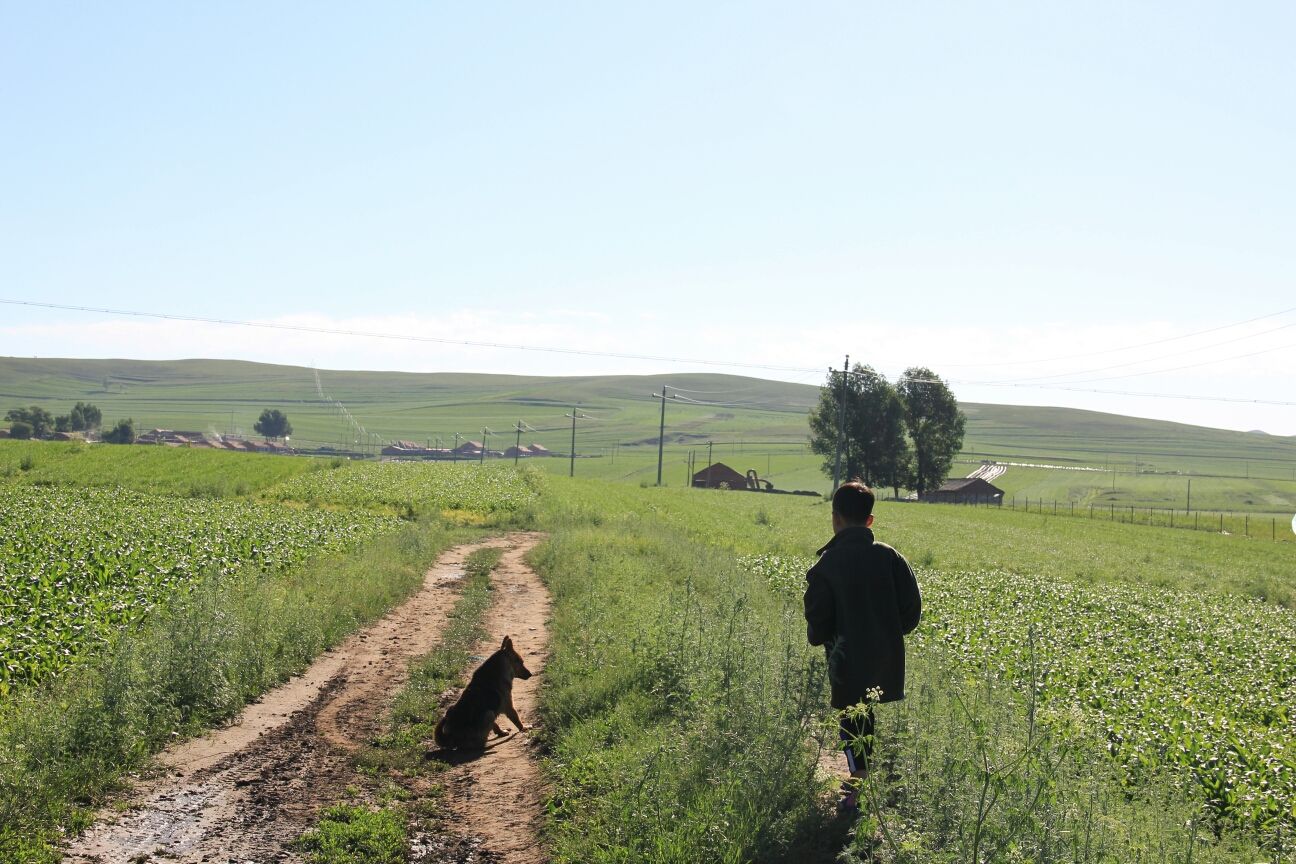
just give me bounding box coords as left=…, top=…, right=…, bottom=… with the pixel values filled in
left=836, top=778, right=861, bottom=813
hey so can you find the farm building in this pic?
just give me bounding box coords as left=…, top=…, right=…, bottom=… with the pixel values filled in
left=501, top=443, right=553, bottom=458
left=691, top=462, right=749, bottom=489
left=137, top=429, right=211, bottom=446
left=921, top=477, right=1004, bottom=505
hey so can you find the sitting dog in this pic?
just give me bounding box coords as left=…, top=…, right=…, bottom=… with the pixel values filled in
left=434, top=635, right=534, bottom=750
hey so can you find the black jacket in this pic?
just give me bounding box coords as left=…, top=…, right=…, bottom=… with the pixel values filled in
left=803, top=526, right=921, bottom=708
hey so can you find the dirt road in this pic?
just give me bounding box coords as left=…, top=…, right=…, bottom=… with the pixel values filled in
left=62, top=532, right=550, bottom=864
left=420, top=533, right=553, bottom=864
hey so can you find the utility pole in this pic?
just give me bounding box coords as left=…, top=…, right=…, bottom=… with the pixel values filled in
left=651, top=385, right=671, bottom=486
left=565, top=408, right=587, bottom=478
left=706, top=440, right=714, bottom=489
left=513, top=420, right=529, bottom=466
left=480, top=427, right=492, bottom=464
left=452, top=433, right=461, bottom=463
left=1187, top=478, right=1191, bottom=512
left=831, top=354, right=849, bottom=493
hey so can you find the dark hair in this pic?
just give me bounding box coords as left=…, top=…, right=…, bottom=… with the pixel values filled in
left=832, top=480, right=875, bottom=523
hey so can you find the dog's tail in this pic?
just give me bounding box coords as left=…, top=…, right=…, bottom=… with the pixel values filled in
left=433, top=714, right=451, bottom=749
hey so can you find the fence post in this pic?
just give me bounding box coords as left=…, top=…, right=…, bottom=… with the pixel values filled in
left=1219, top=513, right=1224, bottom=532
left=1171, top=509, right=1174, bottom=528
left=1245, top=514, right=1249, bottom=537
left=1274, top=518, right=1277, bottom=541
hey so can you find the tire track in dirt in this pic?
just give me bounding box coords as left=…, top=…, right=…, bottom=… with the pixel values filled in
left=419, top=533, right=552, bottom=864
left=61, top=533, right=542, bottom=864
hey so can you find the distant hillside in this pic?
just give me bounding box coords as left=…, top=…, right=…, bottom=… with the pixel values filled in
left=2, top=357, right=1292, bottom=484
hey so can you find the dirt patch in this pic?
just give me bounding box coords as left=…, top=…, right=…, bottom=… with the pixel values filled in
left=61, top=533, right=544, bottom=864
left=419, top=534, right=552, bottom=864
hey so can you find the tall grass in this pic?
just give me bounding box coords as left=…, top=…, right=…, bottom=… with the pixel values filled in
left=0, top=521, right=461, bottom=863
left=533, top=505, right=838, bottom=863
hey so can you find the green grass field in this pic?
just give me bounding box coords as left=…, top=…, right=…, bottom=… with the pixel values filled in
left=3, top=443, right=1294, bottom=861
left=3, top=356, right=1293, bottom=509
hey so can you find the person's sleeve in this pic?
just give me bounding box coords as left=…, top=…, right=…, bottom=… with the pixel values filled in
left=803, top=562, right=835, bottom=647
left=894, top=553, right=921, bottom=635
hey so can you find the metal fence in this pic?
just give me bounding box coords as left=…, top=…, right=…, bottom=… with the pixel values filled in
left=983, top=495, right=1294, bottom=543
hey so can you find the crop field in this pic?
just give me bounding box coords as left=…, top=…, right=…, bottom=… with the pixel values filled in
left=0, top=439, right=317, bottom=497
left=0, top=484, right=399, bottom=692
left=269, top=461, right=545, bottom=516
left=748, top=553, right=1296, bottom=838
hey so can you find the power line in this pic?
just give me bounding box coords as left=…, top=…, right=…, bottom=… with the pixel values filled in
left=986, top=321, right=1296, bottom=384
left=975, top=381, right=1296, bottom=407
left=5, top=297, right=1291, bottom=409
left=940, top=305, right=1296, bottom=368
left=1024, top=340, right=1296, bottom=387
left=0, top=298, right=820, bottom=374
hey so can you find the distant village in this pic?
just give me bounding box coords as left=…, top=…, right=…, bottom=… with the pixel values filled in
left=1, top=427, right=1009, bottom=504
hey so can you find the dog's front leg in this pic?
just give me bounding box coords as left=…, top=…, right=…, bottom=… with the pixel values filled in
left=502, top=698, right=526, bottom=733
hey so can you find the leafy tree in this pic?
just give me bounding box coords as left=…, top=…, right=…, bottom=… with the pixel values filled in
left=897, top=367, right=966, bottom=495
left=6, top=406, right=54, bottom=438
left=54, top=415, right=71, bottom=433
left=103, top=418, right=135, bottom=444
left=8, top=421, right=32, bottom=440
left=70, top=402, right=102, bottom=431
left=254, top=409, right=292, bottom=440
left=808, top=364, right=912, bottom=492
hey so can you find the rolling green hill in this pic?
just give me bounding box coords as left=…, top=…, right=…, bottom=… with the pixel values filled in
left=2, top=356, right=1293, bottom=511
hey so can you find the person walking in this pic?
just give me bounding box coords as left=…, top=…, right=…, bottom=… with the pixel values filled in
left=804, top=480, right=921, bottom=811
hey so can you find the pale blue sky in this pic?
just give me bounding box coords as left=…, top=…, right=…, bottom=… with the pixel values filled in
left=2, top=3, right=1293, bottom=432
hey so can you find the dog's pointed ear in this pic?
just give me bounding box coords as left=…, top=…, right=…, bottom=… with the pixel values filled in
left=501, top=636, right=512, bottom=650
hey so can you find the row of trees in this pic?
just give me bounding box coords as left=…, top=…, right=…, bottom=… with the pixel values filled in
left=5, top=404, right=289, bottom=444
left=808, top=365, right=966, bottom=497
left=5, top=402, right=103, bottom=439
left=5, top=402, right=137, bottom=444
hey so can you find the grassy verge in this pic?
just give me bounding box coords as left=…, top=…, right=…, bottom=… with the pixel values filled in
left=0, top=520, right=466, bottom=864
left=294, top=546, right=506, bottom=863
left=532, top=498, right=838, bottom=863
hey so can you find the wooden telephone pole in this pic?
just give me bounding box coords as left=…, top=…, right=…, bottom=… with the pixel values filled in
left=651, top=385, right=671, bottom=486
left=831, top=354, right=849, bottom=493
left=565, top=408, right=588, bottom=477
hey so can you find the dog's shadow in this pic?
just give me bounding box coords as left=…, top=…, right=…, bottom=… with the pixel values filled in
left=423, top=731, right=518, bottom=765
